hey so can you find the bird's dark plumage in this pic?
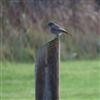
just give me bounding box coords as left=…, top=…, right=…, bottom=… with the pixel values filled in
left=48, top=22, right=72, bottom=36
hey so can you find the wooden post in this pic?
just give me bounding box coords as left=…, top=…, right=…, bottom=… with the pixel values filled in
left=35, top=37, right=60, bottom=100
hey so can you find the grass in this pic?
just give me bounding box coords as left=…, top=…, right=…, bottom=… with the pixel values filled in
left=0, top=60, right=100, bottom=100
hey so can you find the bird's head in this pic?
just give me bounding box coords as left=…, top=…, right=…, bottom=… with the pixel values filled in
left=48, top=22, right=54, bottom=27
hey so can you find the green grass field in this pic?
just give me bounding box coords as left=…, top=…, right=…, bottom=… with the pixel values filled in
left=0, top=60, right=100, bottom=100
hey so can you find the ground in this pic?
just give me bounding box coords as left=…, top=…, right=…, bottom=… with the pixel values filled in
left=1, top=60, right=100, bottom=100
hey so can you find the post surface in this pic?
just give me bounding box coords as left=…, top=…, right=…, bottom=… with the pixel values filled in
left=35, top=37, right=60, bottom=100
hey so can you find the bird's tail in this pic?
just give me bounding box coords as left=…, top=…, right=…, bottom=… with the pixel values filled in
left=62, top=30, right=72, bottom=36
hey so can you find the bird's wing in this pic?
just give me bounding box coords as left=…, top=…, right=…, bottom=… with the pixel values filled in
left=53, top=23, right=65, bottom=31
left=58, top=26, right=72, bottom=36
left=54, top=23, right=65, bottom=30
left=52, top=23, right=72, bottom=36
left=53, top=23, right=61, bottom=29
left=59, top=27, right=67, bottom=31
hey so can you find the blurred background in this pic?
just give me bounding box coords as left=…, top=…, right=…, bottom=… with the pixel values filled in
left=0, top=0, right=100, bottom=100
left=1, top=0, right=100, bottom=62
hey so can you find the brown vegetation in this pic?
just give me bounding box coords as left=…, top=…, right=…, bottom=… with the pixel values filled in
left=0, top=0, right=100, bottom=62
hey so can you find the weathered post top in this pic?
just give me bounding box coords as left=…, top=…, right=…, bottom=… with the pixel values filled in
left=35, top=37, right=60, bottom=100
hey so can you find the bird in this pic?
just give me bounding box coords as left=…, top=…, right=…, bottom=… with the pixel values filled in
left=48, top=22, right=72, bottom=37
